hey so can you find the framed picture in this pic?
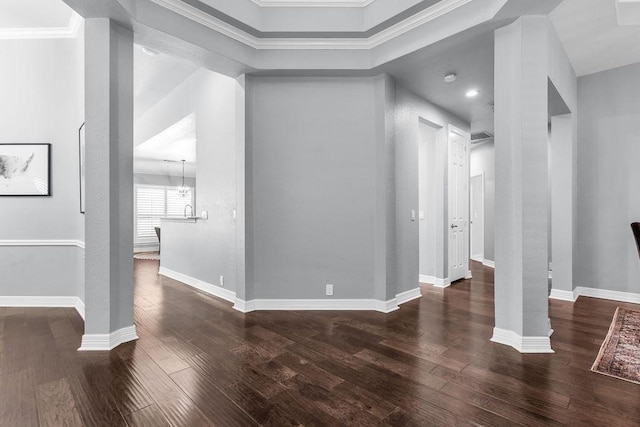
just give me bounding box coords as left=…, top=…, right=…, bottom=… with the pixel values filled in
left=79, top=123, right=85, bottom=213
left=0, top=143, right=51, bottom=196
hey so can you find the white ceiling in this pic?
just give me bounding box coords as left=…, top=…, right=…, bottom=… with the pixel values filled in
left=0, top=0, right=73, bottom=29
left=550, top=0, right=640, bottom=76
left=134, top=114, right=197, bottom=163
left=134, top=44, right=199, bottom=119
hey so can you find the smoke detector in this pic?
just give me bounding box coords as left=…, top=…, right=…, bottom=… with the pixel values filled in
left=444, top=73, right=457, bottom=83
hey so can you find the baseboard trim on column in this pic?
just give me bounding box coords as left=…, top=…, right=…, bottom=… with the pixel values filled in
left=78, top=325, right=138, bottom=351
left=490, top=327, right=554, bottom=354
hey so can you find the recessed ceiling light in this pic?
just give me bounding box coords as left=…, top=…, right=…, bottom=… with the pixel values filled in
left=466, top=89, right=479, bottom=98
left=444, top=73, right=457, bottom=83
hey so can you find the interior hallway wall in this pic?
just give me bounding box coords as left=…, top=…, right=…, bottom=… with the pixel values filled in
left=576, top=62, right=640, bottom=294
left=470, top=142, right=495, bottom=263
left=0, top=31, right=85, bottom=301
left=394, top=86, right=469, bottom=290
left=159, top=70, right=242, bottom=295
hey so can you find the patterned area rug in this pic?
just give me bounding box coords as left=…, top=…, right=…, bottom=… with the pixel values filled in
left=592, top=307, right=640, bottom=384
left=133, top=252, right=160, bottom=261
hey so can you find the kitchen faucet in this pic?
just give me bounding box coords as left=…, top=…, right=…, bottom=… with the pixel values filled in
left=184, top=204, right=193, bottom=218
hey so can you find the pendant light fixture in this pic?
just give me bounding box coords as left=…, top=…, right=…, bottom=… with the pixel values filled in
left=177, top=159, right=189, bottom=197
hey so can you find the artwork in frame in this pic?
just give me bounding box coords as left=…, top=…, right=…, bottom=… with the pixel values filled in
left=79, top=122, right=85, bottom=213
left=0, top=143, right=51, bottom=196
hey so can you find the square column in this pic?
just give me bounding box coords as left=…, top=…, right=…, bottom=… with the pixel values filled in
left=493, top=17, right=554, bottom=353
left=79, top=19, right=137, bottom=351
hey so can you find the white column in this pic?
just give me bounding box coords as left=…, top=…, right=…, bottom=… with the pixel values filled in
left=493, top=17, right=553, bottom=353
left=80, top=18, right=137, bottom=351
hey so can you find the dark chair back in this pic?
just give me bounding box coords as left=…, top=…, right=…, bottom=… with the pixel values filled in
left=632, top=222, right=640, bottom=258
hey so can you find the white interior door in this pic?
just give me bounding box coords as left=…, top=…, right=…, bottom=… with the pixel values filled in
left=448, top=126, right=470, bottom=282
left=470, top=173, right=484, bottom=262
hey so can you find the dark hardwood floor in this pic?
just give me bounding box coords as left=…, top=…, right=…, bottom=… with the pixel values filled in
left=2, top=261, right=640, bottom=426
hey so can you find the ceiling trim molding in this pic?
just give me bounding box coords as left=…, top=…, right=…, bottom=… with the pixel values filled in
left=150, top=0, right=474, bottom=49
left=0, top=12, right=82, bottom=40
left=249, top=0, right=375, bottom=7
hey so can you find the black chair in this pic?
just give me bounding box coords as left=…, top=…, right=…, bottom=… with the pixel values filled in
left=632, top=222, right=640, bottom=258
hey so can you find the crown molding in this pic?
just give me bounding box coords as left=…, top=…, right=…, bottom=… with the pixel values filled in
left=0, top=12, right=82, bottom=40
left=150, top=0, right=474, bottom=50
left=250, top=0, right=375, bottom=6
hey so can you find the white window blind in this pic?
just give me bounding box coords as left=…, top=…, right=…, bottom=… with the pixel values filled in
left=135, top=185, right=194, bottom=241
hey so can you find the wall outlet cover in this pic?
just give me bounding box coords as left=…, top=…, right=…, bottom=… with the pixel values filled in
left=326, top=284, right=333, bottom=296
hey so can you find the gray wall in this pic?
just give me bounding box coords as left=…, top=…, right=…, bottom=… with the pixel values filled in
left=0, top=33, right=85, bottom=299
left=418, top=121, right=440, bottom=277
left=245, top=76, right=385, bottom=300
left=160, top=70, right=241, bottom=294
left=576, top=62, right=640, bottom=293
left=394, top=87, right=469, bottom=290
left=470, top=142, right=495, bottom=262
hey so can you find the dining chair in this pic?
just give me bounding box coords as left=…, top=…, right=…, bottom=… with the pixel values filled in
left=631, top=222, right=640, bottom=258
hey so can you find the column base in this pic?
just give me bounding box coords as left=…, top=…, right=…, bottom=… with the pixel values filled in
left=78, top=325, right=138, bottom=351
left=490, top=327, right=554, bottom=353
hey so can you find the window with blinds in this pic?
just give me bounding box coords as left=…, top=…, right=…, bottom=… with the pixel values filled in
left=135, top=184, right=194, bottom=241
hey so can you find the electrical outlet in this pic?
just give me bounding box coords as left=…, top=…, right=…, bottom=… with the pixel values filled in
left=219, top=275, right=224, bottom=287
left=326, top=284, right=333, bottom=296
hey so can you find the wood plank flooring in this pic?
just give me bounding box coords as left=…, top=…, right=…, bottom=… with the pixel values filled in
left=2, top=260, right=640, bottom=426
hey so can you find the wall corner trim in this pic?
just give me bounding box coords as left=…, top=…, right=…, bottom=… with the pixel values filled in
left=419, top=275, right=451, bottom=288
left=78, top=325, right=139, bottom=351
left=159, top=267, right=236, bottom=303
left=0, top=296, right=85, bottom=319
left=490, top=327, right=554, bottom=354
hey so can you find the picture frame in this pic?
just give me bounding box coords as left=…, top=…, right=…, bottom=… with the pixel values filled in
left=0, top=143, right=51, bottom=196
left=79, top=122, right=85, bottom=213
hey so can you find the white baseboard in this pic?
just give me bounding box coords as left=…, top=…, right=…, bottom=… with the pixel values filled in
left=78, top=325, right=138, bottom=351
left=575, top=286, right=640, bottom=304
left=549, top=289, right=577, bottom=302
left=159, top=267, right=235, bottom=303
left=471, top=255, right=483, bottom=262
left=0, top=296, right=85, bottom=319
left=482, top=259, right=495, bottom=268
left=396, top=287, right=422, bottom=305
left=549, top=286, right=640, bottom=304
left=234, top=298, right=397, bottom=313
left=490, top=327, right=554, bottom=354
left=233, top=288, right=421, bottom=314
left=419, top=275, right=450, bottom=288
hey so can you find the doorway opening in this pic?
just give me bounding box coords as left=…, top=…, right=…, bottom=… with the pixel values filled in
left=418, top=119, right=447, bottom=286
